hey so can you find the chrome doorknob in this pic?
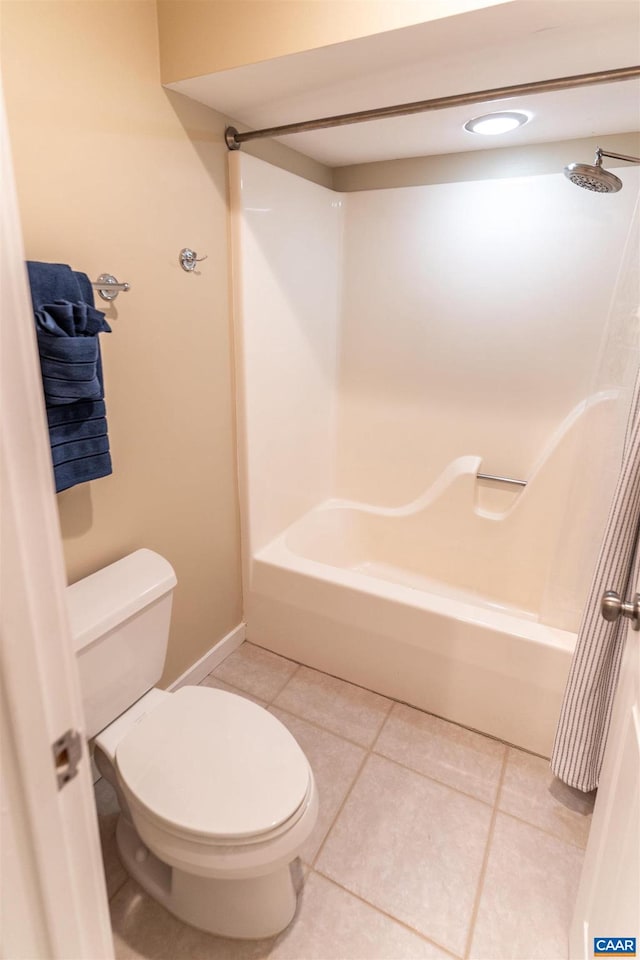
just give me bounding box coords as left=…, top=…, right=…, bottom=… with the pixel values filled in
left=601, top=590, right=640, bottom=630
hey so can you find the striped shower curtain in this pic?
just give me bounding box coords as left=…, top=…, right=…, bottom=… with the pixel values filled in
left=551, top=366, right=640, bottom=792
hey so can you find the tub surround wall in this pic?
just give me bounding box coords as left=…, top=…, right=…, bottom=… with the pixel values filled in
left=232, top=153, right=639, bottom=752
left=337, top=169, right=639, bottom=507
left=242, top=135, right=333, bottom=190
left=282, top=396, right=614, bottom=621
left=336, top=168, right=640, bottom=628
left=229, top=153, right=343, bottom=566
left=542, top=194, right=640, bottom=630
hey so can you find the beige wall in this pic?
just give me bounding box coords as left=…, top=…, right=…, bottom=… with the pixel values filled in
left=1, top=0, right=245, bottom=686
left=157, top=0, right=506, bottom=83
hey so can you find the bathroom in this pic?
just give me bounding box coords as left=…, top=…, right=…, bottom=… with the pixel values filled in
left=1, top=1, right=639, bottom=958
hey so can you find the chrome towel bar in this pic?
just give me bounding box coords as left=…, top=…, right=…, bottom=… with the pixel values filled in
left=92, top=273, right=130, bottom=302
left=477, top=472, right=527, bottom=487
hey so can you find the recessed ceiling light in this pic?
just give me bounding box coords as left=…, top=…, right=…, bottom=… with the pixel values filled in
left=464, top=111, right=531, bottom=136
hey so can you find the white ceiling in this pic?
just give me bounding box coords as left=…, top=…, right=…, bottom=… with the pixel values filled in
left=168, top=0, right=640, bottom=167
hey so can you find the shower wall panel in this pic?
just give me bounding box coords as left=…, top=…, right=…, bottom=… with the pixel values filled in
left=337, top=172, right=639, bottom=506
left=229, top=153, right=343, bottom=566
left=232, top=154, right=638, bottom=634
left=542, top=189, right=640, bottom=629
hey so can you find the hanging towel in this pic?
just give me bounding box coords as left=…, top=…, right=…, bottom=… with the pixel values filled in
left=27, top=261, right=113, bottom=493
left=550, top=365, right=640, bottom=791
left=36, top=301, right=111, bottom=405
left=27, top=261, right=87, bottom=307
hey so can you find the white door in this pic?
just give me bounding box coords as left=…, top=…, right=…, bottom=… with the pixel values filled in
left=0, top=83, right=114, bottom=958
left=569, top=575, right=640, bottom=959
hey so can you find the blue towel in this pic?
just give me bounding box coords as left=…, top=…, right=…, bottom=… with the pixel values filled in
left=27, top=261, right=113, bottom=493
left=36, top=301, right=111, bottom=405
left=36, top=298, right=110, bottom=338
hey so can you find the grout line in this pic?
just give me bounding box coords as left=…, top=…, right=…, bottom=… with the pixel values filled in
left=493, top=745, right=509, bottom=811
left=244, top=639, right=303, bottom=669
left=304, top=664, right=394, bottom=869
left=278, top=658, right=396, bottom=705
left=492, top=746, right=592, bottom=851
left=267, top=661, right=302, bottom=704
left=462, top=748, right=509, bottom=960
left=199, top=674, right=269, bottom=707
left=309, top=868, right=463, bottom=959
left=220, top=640, right=552, bottom=760
left=206, top=641, right=302, bottom=705
left=389, top=693, right=552, bottom=761
left=495, top=808, right=591, bottom=852
left=267, top=704, right=372, bottom=752
left=268, top=678, right=394, bottom=750
left=242, top=640, right=306, bottom=701
left=368, top=696, right=396, bottom=752
left=370, top=747, right=500, bottom=810
left=271, top=671, right=408, bottom=869
left=310, top=747, right=371, bottom=869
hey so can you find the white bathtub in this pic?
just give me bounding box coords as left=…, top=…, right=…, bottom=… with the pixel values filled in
left=247, top=468, right=576, bottom=757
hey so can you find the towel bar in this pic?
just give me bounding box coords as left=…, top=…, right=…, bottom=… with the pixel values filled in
left=92, top=273, right=130, bottom=301
left=477, top=472, right=527, bottom=487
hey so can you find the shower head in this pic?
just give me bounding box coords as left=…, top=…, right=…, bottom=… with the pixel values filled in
left=563, top=161, right=622, bottom=193
left=564, top=147, right=640, bottom=193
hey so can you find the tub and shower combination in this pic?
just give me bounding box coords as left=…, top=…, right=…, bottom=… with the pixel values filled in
left=230, top=151, right=639, bottom=757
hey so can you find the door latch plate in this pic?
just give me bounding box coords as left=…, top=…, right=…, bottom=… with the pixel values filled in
left=52, top=729, right=82, bottom=789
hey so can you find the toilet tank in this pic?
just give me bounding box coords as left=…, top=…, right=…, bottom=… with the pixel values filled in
left=67, top=549, right=177, bottom=739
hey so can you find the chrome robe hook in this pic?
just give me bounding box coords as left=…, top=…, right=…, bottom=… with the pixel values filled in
left=179, top=248, right=208, bottom=272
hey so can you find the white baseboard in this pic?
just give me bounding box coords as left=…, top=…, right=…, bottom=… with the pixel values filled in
left=168, top=623, right=246, bottom=691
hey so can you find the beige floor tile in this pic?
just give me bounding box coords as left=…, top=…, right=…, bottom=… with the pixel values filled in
left=375, top=703, right=505, bottom=804
left=316, top=754, right=492, bottom=956
left=499, top=748, right=595, bottom=847
left=94, top=777, right=128, bottom=900
left=110, top=879, right=274, bottom=960
left=199, top=673, right=268, bottom=708
left=270, top=872, right=451, bottom=959
left=211, top=643, right=298, bottom=702
left=269, top=707, right=366, bottom=863
left=273, top=666, right=392, bottom=747
left=469, top=813, right=583, bottom=960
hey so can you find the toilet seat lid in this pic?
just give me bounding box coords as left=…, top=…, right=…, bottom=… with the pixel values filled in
left=115, top=686, right=310, bottom=840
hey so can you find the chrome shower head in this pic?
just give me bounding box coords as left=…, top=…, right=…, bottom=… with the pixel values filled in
left=563, top=161, right=622, bottom=193
left=564, top=146, right=640, bottom=194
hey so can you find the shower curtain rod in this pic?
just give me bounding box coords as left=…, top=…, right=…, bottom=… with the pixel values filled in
left=225, top=65, right=640, bottom=149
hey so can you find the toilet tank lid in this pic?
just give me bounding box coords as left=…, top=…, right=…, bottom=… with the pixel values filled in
left=66, top=549, right=177, bottom=652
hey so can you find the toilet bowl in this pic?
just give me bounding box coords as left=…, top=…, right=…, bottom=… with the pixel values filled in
left=69, top=550, right=317, bottom=939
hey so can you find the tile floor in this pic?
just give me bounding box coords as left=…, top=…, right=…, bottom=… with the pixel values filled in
left=97, top=642, right=595, bottom=960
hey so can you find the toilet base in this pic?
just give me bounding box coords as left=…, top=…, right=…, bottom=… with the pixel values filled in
left=116, top=817, right=298, bottom=939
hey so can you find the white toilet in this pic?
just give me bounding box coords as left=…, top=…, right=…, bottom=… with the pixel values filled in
left=68, top=548, right=318, bottom=939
